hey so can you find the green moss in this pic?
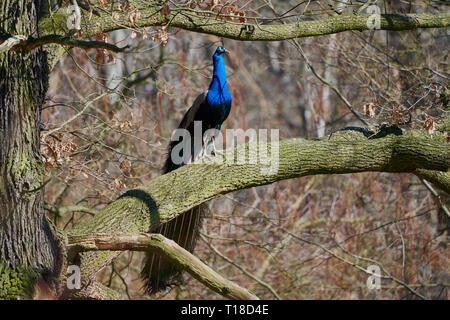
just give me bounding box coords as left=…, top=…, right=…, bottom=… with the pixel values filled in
left=0, top=261, right=37, bottom=300
left=437, top=118, right=450, bottom=132
left=38, top=13, right=70, bottom=34
left=9, top=152, right=32, bottom=178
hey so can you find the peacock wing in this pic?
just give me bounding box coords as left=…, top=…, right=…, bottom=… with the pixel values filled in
left=177, top=92, right=206, bottom=130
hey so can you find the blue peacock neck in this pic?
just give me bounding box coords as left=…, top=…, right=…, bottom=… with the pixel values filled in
left=207, top=54, right=231, bottom=105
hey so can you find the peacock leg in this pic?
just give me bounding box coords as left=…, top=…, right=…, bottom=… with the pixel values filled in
left=210, top=126, right=224, bottom=156
left=196, top=134, right=213, bottom=163
left=211, top=135, right=224, bottom=156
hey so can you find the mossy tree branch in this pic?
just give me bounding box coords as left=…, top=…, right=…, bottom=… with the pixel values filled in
left=38, top=6, right=450, bottom=41
left=68, top=281, right=127, bottom=300
left=67, top=232, right=259, bottom=300
left=66, top=131, right=449, bottom=294
left=35, top=3, right=449, bottom=69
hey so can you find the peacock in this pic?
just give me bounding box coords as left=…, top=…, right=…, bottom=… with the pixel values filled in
left=141, top=45, right=232, bottom=293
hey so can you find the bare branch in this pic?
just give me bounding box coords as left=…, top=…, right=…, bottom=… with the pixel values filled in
left=201, top=235, right=282, bottom=300
left=0, top=35, right=26, bottom=53
left=0, top=34, right=127, bottom=53
left=419, top=178, right=450, bottom=218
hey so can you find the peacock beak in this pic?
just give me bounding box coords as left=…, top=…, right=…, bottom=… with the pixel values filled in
left=223, top=48, right=230, bottom=55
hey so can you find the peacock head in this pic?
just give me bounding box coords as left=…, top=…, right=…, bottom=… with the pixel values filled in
left=213, top=45, right=229, bottom=57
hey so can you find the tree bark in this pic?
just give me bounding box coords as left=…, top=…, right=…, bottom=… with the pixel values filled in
left=0, top=0, right=61, bottom=299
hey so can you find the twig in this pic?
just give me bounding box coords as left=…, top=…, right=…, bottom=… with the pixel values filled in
left=44, top=203, right=98, bottom=216
left=0, top=35, right=26, bottom=52
left=292, top=40, right=369, bottom=126
left=420, top=178, right=450, bottom=218
left=329, top=236, right=427, bottom=299
left=201, top=235, right=282, bottom=300
left=43, top=92, right=109, bottom=138
left=284, top=228, right=427, bottom=299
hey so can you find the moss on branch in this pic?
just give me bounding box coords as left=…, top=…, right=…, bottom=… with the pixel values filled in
left=37, top=4, right=449, bottom=70
left=67, top=232, right=259, bottom=300
left=38, top=5, right=450, bottom=42
left=66, top=131, right=449, bottom=288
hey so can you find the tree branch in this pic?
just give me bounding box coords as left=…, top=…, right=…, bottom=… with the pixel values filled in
left=67, top=232, right=259, bottom=300
left=0, top=35, right=26, bottom=53
left=37, top=4, right=449, bottom=70
left=415, top=169, right=450, bottom=195
left=70, top=281, right=127, bottom=300
left=44, top=203, right=98, bottom=217
left=201, top=235, right=281, bottom=300
left=67, top=130, right=449, bottom=288
left=38, top=4, right=450, bottom=42
left=0, top=34, right=127, bottom=52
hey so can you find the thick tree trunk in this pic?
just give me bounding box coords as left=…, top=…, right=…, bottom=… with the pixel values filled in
left=0, top=0, right=60, bottom=299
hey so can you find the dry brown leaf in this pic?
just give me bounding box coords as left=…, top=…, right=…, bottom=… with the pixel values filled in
left=160, top=4, right=171, bottom=16
left=363, top=102, right=376, bottom=118
left=424, top=118, right=435, bottom=136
